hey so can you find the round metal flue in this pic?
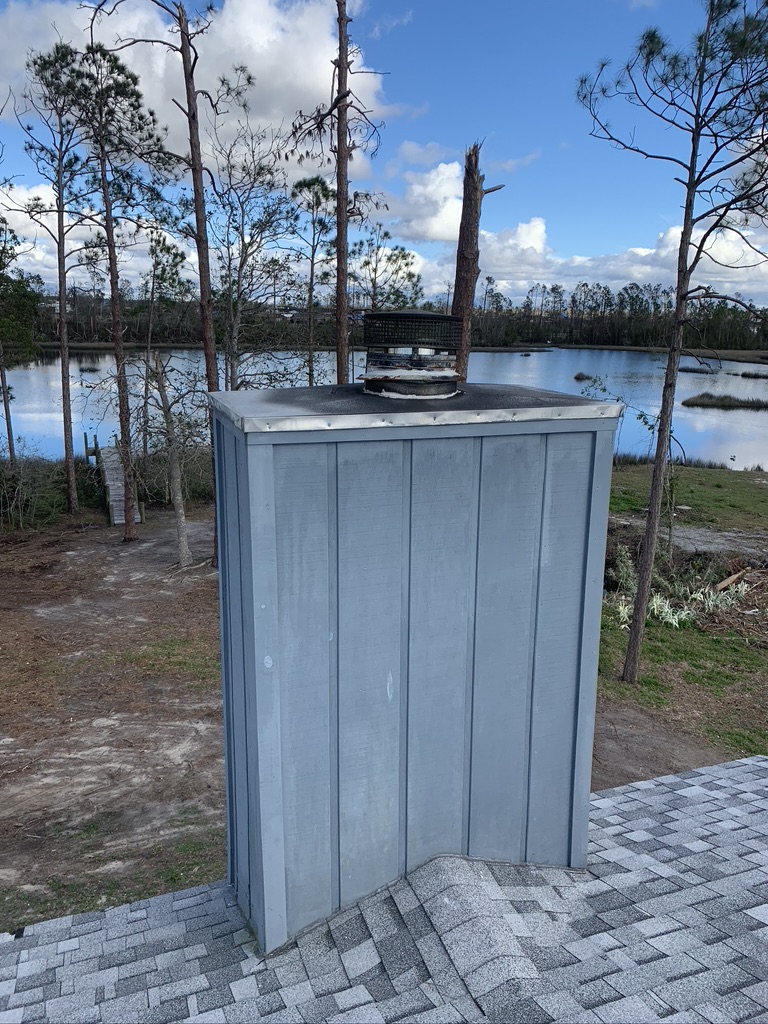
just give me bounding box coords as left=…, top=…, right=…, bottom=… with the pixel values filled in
left=362, top=311, right=463, bottom=399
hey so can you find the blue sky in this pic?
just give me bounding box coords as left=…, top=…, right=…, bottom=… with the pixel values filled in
left=352, top=0, right=696, bottom=255
left=2, top=0, right=768, bottom=304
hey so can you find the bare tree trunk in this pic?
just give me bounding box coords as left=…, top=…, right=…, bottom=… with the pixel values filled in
left=622, top=179, right=696, bottom=684
left=621, top=311, right=685, bottom=682
left=307, top=257, right=316, bottom=386
left=154, top=352, right=192, bottom=567
left=334, top=0, right=350, bottom=385
left=0, top=341, right=15, bottom=468
left=451, top=143, right=503, bottom=381
left=178, top=6, right=219, bottom=565
left=229, top=268, right=245, bottom=390
left=99, top=155, right=137, bottom=542
left=142, top=269, right=156, bottom=472
left=178, top=8, right=218, bottom=395
left=57, top=200, right=78, bottom=513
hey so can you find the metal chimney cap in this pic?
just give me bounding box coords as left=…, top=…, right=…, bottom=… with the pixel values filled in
left=362, top=310, right=464, bottom=398
left=363, top=310, right=463, bottom=348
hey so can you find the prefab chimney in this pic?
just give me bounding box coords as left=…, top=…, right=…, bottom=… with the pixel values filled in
left=361, top=310, right=462, bottom=398
left=211, top=381, right=621, bottom=953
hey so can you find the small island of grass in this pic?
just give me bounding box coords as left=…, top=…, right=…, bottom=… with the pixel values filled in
left=682, top=391, right=768, bottom=410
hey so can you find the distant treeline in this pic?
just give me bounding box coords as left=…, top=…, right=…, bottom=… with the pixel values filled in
left=29, top=278, right=768, bottom=354
left=438, top=280, right=768, bottom=352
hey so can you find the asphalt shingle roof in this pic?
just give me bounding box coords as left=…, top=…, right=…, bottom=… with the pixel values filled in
left=2, top=756, right=768, bottom=1023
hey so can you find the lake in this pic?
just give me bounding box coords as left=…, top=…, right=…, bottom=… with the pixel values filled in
left=4, top=347, right=768, bottom=470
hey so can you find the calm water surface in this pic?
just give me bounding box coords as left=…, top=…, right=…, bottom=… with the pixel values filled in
left=4, top=347, right=768, bottom=470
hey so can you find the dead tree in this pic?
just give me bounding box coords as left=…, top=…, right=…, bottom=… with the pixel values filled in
left=86, top=0, right=252, bottom=396
left=88, top=0, right=253, bottom=563
left=452, top=143, right=503, bottom=382
left=292, top=0, right=383, bottom=385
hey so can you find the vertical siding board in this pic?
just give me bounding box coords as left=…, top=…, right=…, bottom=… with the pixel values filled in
left=407, top=437, right=477, bottom=866
left=526, top=432, right=594, bottom=866
left=570, top=428, right=615, bottom=866
left=469, top=434, right=546, bottom=861
left=228, top=428, right=254, bottom=914
left=398, top=442, right=412, bottom=878
left=246, top=442, right=286, bottom=949
left=272, top=444, right=333, bottom=933
left=327, top=448, right=340, bottom=913
left=461, top=441, right=482, bottom=854
left=214, top=422, right=241, bottom=895
left=337, top=441, right=404, bottom=904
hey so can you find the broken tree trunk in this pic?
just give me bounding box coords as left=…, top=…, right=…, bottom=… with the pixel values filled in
left=451, top=143, right=503, bottom=381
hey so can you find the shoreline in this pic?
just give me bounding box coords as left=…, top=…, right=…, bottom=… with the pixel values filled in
left=38, top=341, right=768, bottom=367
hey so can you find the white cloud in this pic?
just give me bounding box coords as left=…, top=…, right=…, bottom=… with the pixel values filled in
left=396, top=141, right=454, bottom=166
left=370, top=11, right=413, bottom=39
left=0, top=0, right=386, bottom=162
left=0, top=0, right=382, bottom=289
left=7, top=1, right=768, bottom=312
left=4, top=182, right=199, bottom=291
left=3, top=183, right=94, bottom=284
left=408, top=217, right=768, bottom=306
left=495, top=150, right=542, bottom=173
left=388, top=161, right=464, bottom=242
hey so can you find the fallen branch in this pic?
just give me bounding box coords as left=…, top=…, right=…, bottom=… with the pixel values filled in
left=715, top=568, right=749, bottom=592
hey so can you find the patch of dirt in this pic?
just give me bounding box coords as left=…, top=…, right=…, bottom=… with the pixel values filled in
left=591, top=700, right=729, bottom=792
left=0, top=509, right=225, bottom=931
left=612, top=514, right=767, bottom=563
left=0, top=507, right=755, bottom=931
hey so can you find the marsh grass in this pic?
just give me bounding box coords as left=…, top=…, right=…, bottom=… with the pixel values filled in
left=682, top=391, right=768, bottom=410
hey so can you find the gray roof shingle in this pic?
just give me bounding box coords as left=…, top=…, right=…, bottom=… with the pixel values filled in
left=2, top=756, right=768, bottom=1023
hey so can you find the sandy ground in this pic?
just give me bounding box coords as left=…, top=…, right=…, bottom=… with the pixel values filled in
left=0, top=509, right=734, bottom=929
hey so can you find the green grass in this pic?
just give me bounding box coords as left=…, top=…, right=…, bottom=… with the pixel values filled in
left=110, top=637, right=221, bottom=685
left=598, top=607, right=768, bottom=757
left=601, top=610, right=764, bottom=691
left=707, top=728, right=768, bottom=756
left=643, top=622, right=764, bottom=688
left=598, top=615, right=672, bottom=708
left=600, top=461, right=768, bottom=758
left=609, top=463, right=768, bottom=531
left=612, top=453, right=730, bottom=470
left=0, top=826, right=226, bottom=935
left=1, top=636, right=221, bottom=703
